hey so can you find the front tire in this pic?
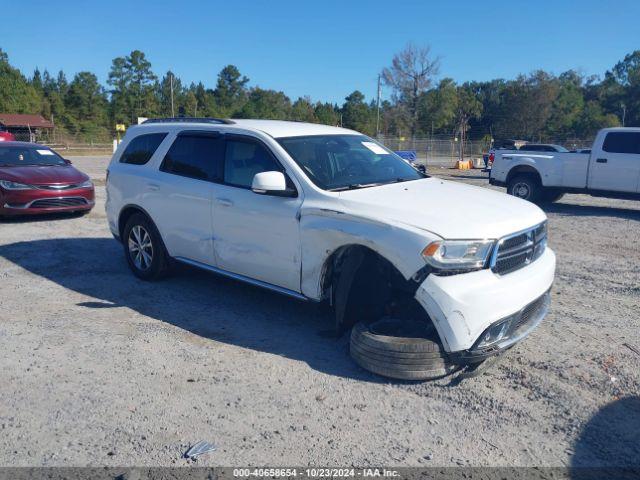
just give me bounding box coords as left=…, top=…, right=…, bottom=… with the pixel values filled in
left=123, top=213, right=169, bottom=281
left=350, top=318, right=458, bottom=381
left=507, top=175, right=540, bottom=202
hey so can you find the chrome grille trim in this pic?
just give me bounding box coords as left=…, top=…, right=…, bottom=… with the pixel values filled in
left=30, top=197, right=89, bottom=208
left=490, top=221, right=547, bottom=275
left=4, top=196, right=90, bottom=210
left=35, top=184, right=79, bottom=190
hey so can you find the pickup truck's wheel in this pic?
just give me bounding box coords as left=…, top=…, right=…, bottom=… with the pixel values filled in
left=350, top=318, right=458, bottom=381
left=123, top=213, right=169, bottom=281
left=508, top=175, right=539, bottom=202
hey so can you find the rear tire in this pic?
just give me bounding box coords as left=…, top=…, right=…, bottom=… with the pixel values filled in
left=350, top=318, right=458, bottom=381
left=123, top=213, right=169, bottom=281
left=507, top=175, right=540, bottom=202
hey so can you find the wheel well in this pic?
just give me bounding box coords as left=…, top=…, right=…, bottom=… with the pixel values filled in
left=506, top=166, right=542, bottom=185
left=118, top=206, right=150, bottom=240
left=322, top=245, right=431, bottom=332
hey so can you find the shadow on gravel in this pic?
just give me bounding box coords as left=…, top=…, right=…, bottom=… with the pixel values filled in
left=571, top=396, right=640, bottom=475
left=0, top=237, right=391, bottom=383
left=543, top=202, right=640, bottom=221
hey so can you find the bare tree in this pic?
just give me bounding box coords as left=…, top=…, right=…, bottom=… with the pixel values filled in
left=381, top=43, right=441, bottom=138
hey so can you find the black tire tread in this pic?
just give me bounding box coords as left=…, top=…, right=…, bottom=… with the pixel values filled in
left=349, top=320, right=457, bottom=381
left=351, top=322, right=443, bottom=353
left=350, top=343, right=450, bottom=367
left=350, top=339, right=445, bottom=361
left=350, top=350, right=458, bottom=381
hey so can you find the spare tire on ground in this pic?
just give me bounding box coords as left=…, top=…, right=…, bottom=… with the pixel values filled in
left=350, top=318, right=459, bottom=381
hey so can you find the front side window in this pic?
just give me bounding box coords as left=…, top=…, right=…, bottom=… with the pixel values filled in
left=603, top=132, right=640, bottom=154
left=161, top=133, right=224, bottom=181
left=120, top=133, right=167, bottom=165
left=277, top=134, right=423, bottom=191
left=224, top=138, right=283, bottom=188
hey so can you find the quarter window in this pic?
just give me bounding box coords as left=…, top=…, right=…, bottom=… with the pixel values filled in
left=161, top=133, right=224, bottom=181
left=224, top=138, right=283, bottom=188
left=120, top=133, right=167, bottom=165
left=602, top=132, right=640, bottom=154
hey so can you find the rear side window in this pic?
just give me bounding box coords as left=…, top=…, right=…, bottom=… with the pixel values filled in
left=224, top=138, right=283, bottom=188
left=120, top=133, right=167, bottom=165
left=603, top=132, right=640, bottom=154
left=161, top=133, right=224, bottom=181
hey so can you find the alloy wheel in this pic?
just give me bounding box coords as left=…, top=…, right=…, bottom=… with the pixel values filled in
left=128, top=225, right=154, bottom=271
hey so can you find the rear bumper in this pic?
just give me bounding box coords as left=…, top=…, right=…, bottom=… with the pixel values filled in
left=0, top=187, right=95, bottom=216
left=414, top=247, right=555, bottom=354
left=488, top=177, right=506, bottom=187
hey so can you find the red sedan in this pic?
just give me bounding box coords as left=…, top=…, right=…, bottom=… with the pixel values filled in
left=0, top=142, right=95, bottom=217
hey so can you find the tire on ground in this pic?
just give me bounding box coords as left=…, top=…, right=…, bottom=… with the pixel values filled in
left=507, top=174, right=540, bottom=203
left=123, top=213, right=170, bottom=281
left=350, top=318, right=458, bottom=381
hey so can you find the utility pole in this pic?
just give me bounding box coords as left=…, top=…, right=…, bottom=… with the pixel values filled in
left=621, top=103, right=626, bottom=127
left=170, top=73, right=175, bottom=117
left=375, top=74, right=381, bottom=139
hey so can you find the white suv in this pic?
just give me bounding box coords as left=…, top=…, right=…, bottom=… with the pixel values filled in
left=106, top=118, right=555, bottom=379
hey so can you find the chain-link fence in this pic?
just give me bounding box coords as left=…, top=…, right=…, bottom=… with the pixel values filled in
left=377, top=135, right=597, bottom=167
left=9, top=131, right=36, bottom=142
left=377, top=135, right=487, bottom=167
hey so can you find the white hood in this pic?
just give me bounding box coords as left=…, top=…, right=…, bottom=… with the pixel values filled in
left=337, top=178, right=546, bottom=239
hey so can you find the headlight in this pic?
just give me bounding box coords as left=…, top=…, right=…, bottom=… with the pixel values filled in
left=421, top=239, right=495, bottom=271
left=79, top=179, right=93, bottom=188
left=0, top=180, right=32, bottom=190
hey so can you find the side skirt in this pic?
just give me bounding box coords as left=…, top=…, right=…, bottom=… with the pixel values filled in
left=174, top=256, right=310, bottom=302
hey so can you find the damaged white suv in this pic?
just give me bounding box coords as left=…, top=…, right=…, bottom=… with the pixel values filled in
left=106, top=118, right=555, bottom=380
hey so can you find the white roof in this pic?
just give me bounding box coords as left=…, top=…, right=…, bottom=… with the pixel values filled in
left=228, top=119, right=358, bottom=138
left=129, top=119, right=359, bottom=139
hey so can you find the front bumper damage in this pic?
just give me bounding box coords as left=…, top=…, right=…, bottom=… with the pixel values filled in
left=414, top=247, right=555, bottom=362
left=452, top=289, right=551, bottom=362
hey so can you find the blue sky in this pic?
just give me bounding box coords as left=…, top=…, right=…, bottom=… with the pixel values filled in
left=2, top=0, right=639, bottom=104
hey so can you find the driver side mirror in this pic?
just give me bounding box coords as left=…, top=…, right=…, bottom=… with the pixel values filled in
left=64, top=158, right=73, bottom=165
left=251, top=171, right=296, bottom=197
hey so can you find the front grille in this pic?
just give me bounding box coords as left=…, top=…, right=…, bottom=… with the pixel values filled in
left=491, top=222, right=547, bottom=275
left=512, top=291, right=549, bottom=332
left=30, top=197, right=88, bottom=209
left=36, top=184, right=79, bottom=190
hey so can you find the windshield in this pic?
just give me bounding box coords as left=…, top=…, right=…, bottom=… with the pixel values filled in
left=277, top=134, right=424, bottom=191
left=0, top=146, right=66, bottom=166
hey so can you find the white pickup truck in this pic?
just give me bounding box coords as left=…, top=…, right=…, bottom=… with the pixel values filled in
left=490, top=127, right=640, bottom=203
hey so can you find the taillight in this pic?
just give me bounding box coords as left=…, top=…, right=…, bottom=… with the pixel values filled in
left=488, top=153, right=495, bottom=165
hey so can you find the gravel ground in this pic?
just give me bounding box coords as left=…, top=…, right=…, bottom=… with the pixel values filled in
left=0, top=156, right=638, bottom=467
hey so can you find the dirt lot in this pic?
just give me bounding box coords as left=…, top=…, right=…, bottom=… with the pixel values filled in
left=0, top=156, right=638, bottom=467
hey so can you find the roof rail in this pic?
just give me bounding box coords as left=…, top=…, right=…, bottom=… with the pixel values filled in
left=142, top=117, right=235, bottom=125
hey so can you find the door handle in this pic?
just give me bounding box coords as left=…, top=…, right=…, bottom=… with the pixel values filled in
left=596, top=158, right=608, bottom=163
left=147, top=183, right=160, bottom=191
left=216, top=198, right=233, bottom=207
